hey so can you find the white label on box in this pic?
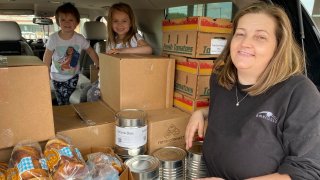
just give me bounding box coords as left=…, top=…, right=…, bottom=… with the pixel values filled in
left=115, top=126, right=147, bottom=148
left=210, top=38, right=227, bottom=55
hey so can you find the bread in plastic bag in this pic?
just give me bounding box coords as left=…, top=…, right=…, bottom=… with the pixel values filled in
left=44, top=136, right=90, bottom=180
left=87, top=152, right=123, bottom=180
left=7, top=142, right=50, bottom=180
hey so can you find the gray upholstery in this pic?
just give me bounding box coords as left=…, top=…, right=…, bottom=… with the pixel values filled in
left=0, top=21, right=34, bottom=56
left=83, top=21, right=107, bottom=40
left=70, top=21, right=107, bottom=104
left=0, top=21, right=21, bottom=41
left=80, top=21, right=107, bottom=78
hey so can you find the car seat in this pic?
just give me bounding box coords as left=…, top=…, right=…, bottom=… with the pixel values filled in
left=79, top=21, right=107, bottom=79
left=69, top=21, right=107, bottom=104
left=0, top=21, right=34, bottom=56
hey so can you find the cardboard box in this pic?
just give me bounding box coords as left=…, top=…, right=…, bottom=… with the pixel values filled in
left=89, top=64, right=99, bottom=83
left=161, top=53, right=170, bottom=57
left=175, top=70, right=210, bottom=99
left=174, top=92, right=209, bottom=113
left=0, top=56, right=54, bottom=149
left=162, top=16, right=232, bottom=33
left=82, top=147, right=133, bottom=180
left=0, top=147, right=12, bottom=163
left=162, top=31, right=229, bottom=58
left=0, top=56, right=8, bottom=105
left=170, top=55, right=214, bottom=75
left=99, top=53, right=175, bottom=112
left=54, top=101, right=116, bottom=153
left=146, top=107, right=190, bottom=154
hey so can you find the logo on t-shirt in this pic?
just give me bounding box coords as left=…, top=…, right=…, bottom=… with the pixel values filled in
left=58, top=46, right=79, bottom=70
left=256, top=111, right=278, bottom=123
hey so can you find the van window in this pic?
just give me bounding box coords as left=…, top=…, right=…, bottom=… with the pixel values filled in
left=0, top=15, right=55, bottom=40
left=166, top=6, right=188, bottom=19
left=301, top=0, right=320, bottom=30
left=206, top=2, right=233, bottom=19
left=0, top=15, right=89, bottom=40
left=165, top=2, right=233, bottom=19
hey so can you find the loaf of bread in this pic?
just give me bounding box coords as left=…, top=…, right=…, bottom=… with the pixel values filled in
left=45, top=138, right=69, bottom=151
left=87, top=152, right=123, bottom=179
left=44, top=137, right=89, bottom=179
left=10, top=145, right=49, bottom=179
left=52, top=159, right=88, bottom=180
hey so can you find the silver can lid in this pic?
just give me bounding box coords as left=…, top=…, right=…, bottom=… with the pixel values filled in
left=153, top=146, right=186, bottom=161
left=115, top=109, right=146, bottom=127
left=125, top=155, right=160, bottom=173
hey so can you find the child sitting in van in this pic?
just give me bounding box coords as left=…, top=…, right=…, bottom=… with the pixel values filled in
left=43, top=2, right=99, bottom=105
left=87, top=2, right=152, bottom=102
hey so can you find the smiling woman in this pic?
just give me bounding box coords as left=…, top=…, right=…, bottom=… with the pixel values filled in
left=185, top=2, right=320, bottom=180
left=230, top=13, right=278, bottom=85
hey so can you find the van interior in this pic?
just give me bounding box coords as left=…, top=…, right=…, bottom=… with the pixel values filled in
left=1, top=0, right=320, bottom=177
left=0, top=0, right=319, bottom=102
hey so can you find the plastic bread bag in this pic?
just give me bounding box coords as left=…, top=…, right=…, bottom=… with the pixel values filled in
left=86, top=152, right=123, bottom=180
left=7, top=141, right=50, bottom=180
left=0, top=162, right=8, bottom=179
left=43, top=135, right=90, bottom=180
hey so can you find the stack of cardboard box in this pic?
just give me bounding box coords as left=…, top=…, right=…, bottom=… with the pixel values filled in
left=0, top=56, right=55, bottom=161
left=0, top=54, right=193, bottom=179
left=52, top=53, right=191, bottom=158
left=172, top=55, right=212, bottom=113
left=97, top=53, right=191, bottom=154
left=162, top=16, right=232, bottom=58
left=161, top=16, right=232, bottom=113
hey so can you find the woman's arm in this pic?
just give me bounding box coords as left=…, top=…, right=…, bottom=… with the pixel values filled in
left=246, top=173, right=291, bottom=180
left=185, top=108, right=209, bottom=149
left=276, top=77, right=320, bottom=179
left=198, top=173, right=290, bottom=180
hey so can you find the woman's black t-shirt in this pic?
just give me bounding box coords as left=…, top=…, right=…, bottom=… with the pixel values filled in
left=203, top=74, right=320, bottom=180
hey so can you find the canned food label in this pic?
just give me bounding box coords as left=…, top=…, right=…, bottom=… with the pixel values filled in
left=116, top=126, right=147, bottom=148
left=44, top=149, right=60, bottom=170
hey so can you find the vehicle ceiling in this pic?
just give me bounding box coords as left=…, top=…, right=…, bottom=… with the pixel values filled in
left=0, top=0, right=258, bottom=17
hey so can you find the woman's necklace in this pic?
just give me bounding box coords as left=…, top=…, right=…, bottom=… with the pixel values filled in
left=235, top=87, right=249, bottom=106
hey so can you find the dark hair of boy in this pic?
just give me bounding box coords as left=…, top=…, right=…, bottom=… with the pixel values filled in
left=55, top=2, right=80, bottom=26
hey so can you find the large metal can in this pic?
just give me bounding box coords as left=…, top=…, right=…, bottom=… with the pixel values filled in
left=125, top=155, right=160, bottom=180
left=153, top=146, right=186, bottom=180
left=115, top=109, right=147, bottom=160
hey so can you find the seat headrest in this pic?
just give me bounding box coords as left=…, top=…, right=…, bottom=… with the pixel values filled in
left=83, top=21, right=107, bottom=40
left=0, top=21, right=22, bottom=41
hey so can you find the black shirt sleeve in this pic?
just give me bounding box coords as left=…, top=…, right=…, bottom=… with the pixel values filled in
left=278, top=76, right=320, bottom=179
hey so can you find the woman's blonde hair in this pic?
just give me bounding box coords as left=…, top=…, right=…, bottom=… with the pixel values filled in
left=216, top=2, right=303, bottom=95
left=107, top=2, right=138, bottom=48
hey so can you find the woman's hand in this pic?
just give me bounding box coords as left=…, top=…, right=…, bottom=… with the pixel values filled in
left=185, top=108, right=208, bottom=149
